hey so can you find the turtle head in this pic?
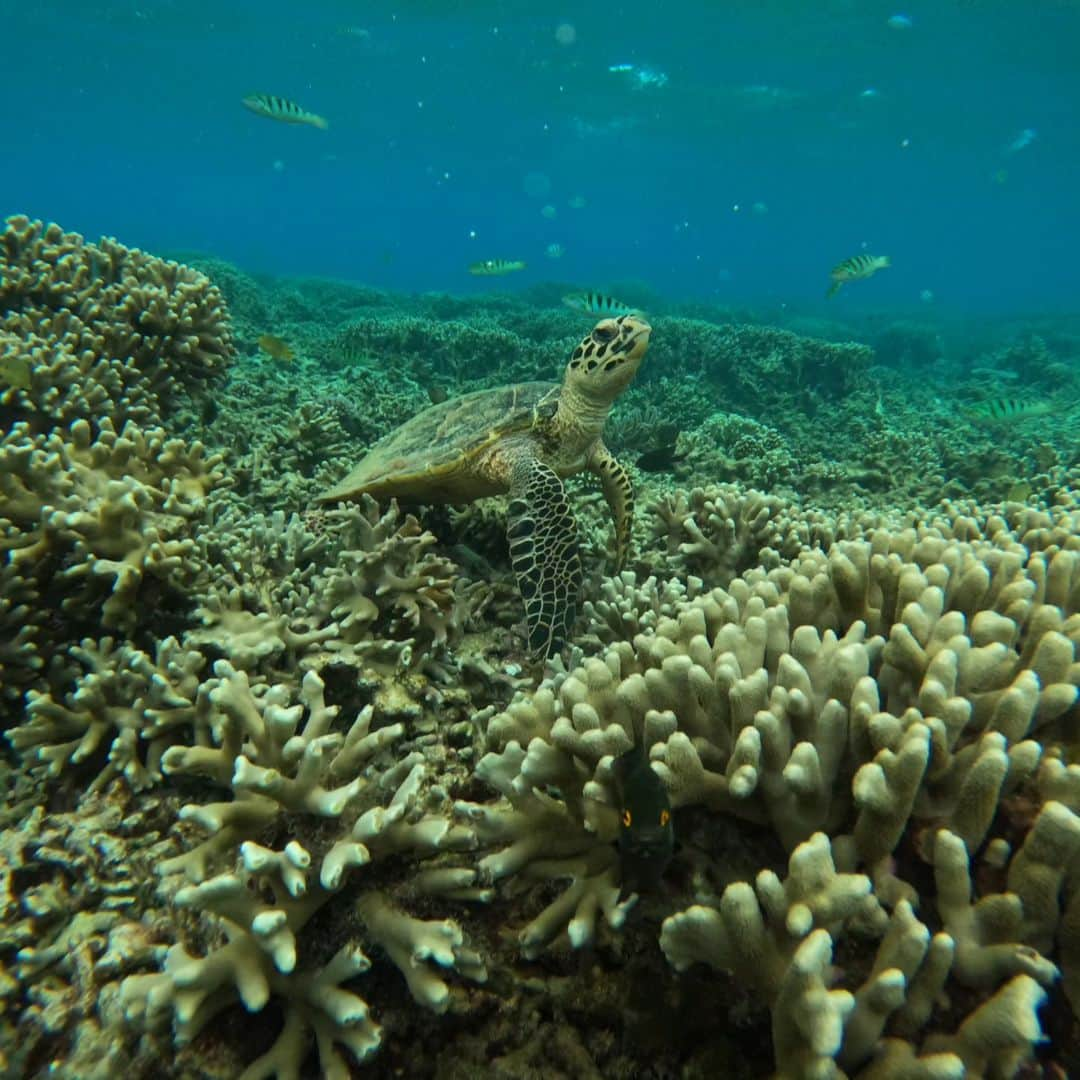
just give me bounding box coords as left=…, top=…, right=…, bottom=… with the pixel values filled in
left=564, top=315, right=651, bottom=402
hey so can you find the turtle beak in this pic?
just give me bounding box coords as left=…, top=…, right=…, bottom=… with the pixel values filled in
left=620, top=316, right=651, bottom=356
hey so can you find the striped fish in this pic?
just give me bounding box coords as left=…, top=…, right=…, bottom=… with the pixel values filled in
left=562, top=291, right=641, bottom=317
left=826, top=253, right=890, bottom=298
left=468, top=258, right=526, bottom=276
left=242, top=93, right=328, bottom=130
left=964, top=397, right=1052, bottom=422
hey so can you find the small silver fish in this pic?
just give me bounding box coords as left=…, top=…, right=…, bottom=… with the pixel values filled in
left=1005, top=128, right=1037, bottom=155
left=469, top=259, right=526, bottom=276
left=242, top=93, right=328, bottom=130
left=562, top=292, right=641, bottom=317
left=826, top=253, right=890, bottom=298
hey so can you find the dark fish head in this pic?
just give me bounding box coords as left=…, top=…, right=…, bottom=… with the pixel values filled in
left=427, top=385, right=448, bottom=404
left=613, top=744, right=674, bottom=896
left=565, top=315, right=651, bottom=402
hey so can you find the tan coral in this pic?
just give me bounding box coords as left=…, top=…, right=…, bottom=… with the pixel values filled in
left=1, top=215, right=233, bottom=428
left=123, top=668, right=485, bottom=1077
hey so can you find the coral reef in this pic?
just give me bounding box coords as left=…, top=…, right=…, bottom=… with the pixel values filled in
left=5, top=227, right=1080, bottom=1076
left=455, top=519, right=1080, bottom=1074
left=1, top=216, right=233, bottom=432
left=119, top=664, right=486, bottom=1078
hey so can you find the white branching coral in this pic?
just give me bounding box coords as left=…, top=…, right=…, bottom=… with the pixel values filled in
left=189, top=496, right=474, bottom=679
left=8, top=636, right=205, bottom=790
left=120, top=665, right=485, bottom=1076
left=459, top=521, right=1079, bottom=1073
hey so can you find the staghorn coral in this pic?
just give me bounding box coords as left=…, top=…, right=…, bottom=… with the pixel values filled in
left=0, top=417, right=224, bottom=714
left=643, top=482, right=874, bottom=585
left=188, top=497, right=484, bottom=727
left=120, top=664, right=486, bottom=1078
left=0, top=225, right=231, bottom=719
left=0, top=558, right=43, bottom=706
left=329, top=314, right=571, bottom=388
left=7, top=636, right=206, bottom=791
left=647, top=319, right=874, bottom=408
left=676, top=411, right=797, bottom=489
left=661, top=835, right=1052, bottom=1078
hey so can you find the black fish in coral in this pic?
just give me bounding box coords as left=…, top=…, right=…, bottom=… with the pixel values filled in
left=612, top=743, right=674, bottom=896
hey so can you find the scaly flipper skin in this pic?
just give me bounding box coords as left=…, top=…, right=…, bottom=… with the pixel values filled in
left=506, top=456, right=583, bottom=660
left=590, top=442, right=634, bottom=572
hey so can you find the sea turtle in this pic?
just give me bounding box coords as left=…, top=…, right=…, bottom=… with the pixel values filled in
left=318, top=314, right=652, bottom=658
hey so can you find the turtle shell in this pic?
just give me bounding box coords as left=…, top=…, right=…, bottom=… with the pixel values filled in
left=319, top=381, right=559, bottom=504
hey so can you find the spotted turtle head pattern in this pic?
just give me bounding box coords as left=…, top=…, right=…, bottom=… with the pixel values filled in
left=564, top=315, right=651, bottom=402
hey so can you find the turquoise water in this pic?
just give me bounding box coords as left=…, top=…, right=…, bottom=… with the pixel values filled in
left=4, top=0, right=1077, bottom=309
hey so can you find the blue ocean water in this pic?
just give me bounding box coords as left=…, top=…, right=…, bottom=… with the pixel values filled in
left=3, top=1, right=1078, bottom=311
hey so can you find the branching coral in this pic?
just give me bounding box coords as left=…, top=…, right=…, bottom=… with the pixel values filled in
left=7, top=219, right=1080, bottom=1077
left=330, top=315, right=568, bottom=387
left=0, top=793, right=179, bottom=1078
left=0, top=418, right=223, bottom=711
left=459, top=520, right=1078, bottom=1072
left=1, top=215, right=234, bottom=430
left=8, top=636, right=206, bottom=789
left=189, top=497, right=481, bottom=728
left=121, top=664, right=486, bottom=1077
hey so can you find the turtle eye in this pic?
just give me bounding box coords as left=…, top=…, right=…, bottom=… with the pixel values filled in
left=592, top=323, right=618, bottom=345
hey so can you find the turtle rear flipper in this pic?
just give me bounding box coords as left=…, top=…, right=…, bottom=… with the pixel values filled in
left=507, top=457, right=582, bottom=660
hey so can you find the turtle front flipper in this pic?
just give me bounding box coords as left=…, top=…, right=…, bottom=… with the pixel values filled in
left=590, top=442, right=634, bottom=571
left=507, top=457, right=583, bottom=660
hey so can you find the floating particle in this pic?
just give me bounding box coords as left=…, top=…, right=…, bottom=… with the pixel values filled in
left=540, top=204, right=557, bottom=219
left=545, top=242, right=564, bottom=259
left=568, top=193, right=586, bottom=209
left=887, top=14, right=913, bottom=29
left=523, top=171, right=552, bottom=198
left=555, top=22, right=576, bottom=45
left=634, top=67, right=668, bottom=89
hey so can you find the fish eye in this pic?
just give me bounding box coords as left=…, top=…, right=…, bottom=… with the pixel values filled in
left=621, top=809, right=632, bottom=827
left=659, top=810, right=670, bottom=827
left=592, top=323, right=618, bottom=344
